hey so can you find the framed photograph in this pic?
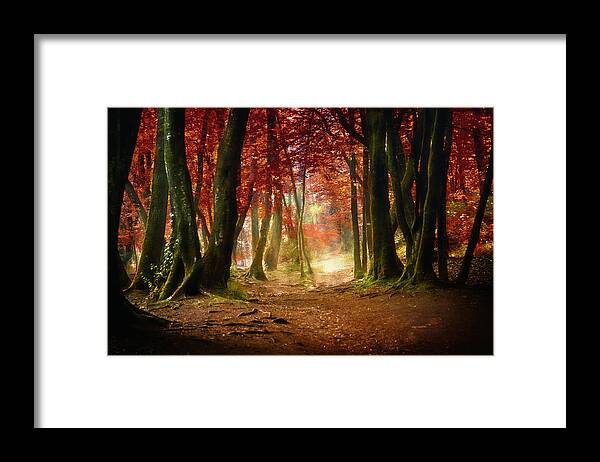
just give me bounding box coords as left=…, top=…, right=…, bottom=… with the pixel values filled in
left=34, top=34, right=566, bottom=428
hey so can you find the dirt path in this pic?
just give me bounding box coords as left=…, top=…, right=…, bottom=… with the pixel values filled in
left=112, top=255, right=492, bottom=355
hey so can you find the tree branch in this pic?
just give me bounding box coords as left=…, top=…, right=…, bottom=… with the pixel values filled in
left=333, top=109, right=367, bottom=146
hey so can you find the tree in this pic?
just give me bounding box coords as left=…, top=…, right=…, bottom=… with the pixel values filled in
left=190, top=108, right=250, bottom=289
left=124, top=180, right=148, bottom=229
left=436, top=110, right=453, bottom=282
left=384, top=109, right=413, bottom=262
left=365, top=109, right=402, bottom=280
left=246, top=108, right=277, bottom=280
left=108, top=108, right=168, bottom=330
left=163, top=109, right=251, bottom=296
left=129, top=111, right=168, bottom=290
left=157, top=108, right=201, bottom=300
left=265, top=193, right=283, bottom=270
left=456, top=150, right=493, bottom=285
left=398, top=108, right=451, bottom=285
left=347, top=151, right=363, bottom=277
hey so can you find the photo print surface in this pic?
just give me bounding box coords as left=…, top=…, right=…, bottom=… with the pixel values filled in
left=108, top=108, right=493, bottom=355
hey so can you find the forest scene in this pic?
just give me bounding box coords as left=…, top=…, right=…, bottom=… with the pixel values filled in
left=108, top=107, right=493, bottom=355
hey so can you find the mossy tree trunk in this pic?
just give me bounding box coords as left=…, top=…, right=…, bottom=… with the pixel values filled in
left=456, top=151, right=493, bottom=285
left=189, top=108, right=250, bottom=289
left=158, top=108, right=201, bottom=300
left=411, top=109, right=435, bottom=249
left=402, top=108, right=451, bottom=285
left=365, top=109, right=402, bottom=280
left=384, top=109, right=414, bottom=263
left=108, top=108, right=167, bottom=330
left=129, top=112, right=168, bottom=290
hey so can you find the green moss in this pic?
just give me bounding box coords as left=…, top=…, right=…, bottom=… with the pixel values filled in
left=354, top=274, right=396, bottom=291
left=216, top=279, right=249, bottom=301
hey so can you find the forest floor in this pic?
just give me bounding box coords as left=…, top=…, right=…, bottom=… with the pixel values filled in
left=110, top=252, right=493, bottom=355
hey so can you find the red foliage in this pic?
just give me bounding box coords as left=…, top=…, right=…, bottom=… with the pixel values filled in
left=119, top=107, right=493, bottom=261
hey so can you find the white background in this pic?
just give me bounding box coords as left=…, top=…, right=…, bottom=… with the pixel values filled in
left=35, top=35, right=566, bottom=428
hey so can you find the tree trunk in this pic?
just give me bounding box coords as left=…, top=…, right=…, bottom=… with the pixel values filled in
left=247, top=192, right=272, bottom=280
left=246, top=108, right=277, bottom=280
left=251, top=202, right=259, bottom=253
left=365, top=109, right=402, bottom=280
left=384, top=109, right=413, bottom=263
left=108, top=108, right=168, bottom=330
left=410, top=108, right=450, bottom=284
left=265, top=194, right=283, bottom=270
left=362, top=146, right=372, bottom=269
left=232, top=155, right=258, bottom=266
left=436, top=111, right=453, bottom=282
left=194, top=109, right=209, bottom=251
left=456, top=151, right=493, bottom=285
left=347, top=152, right=363, bottom=278
left=108, top=108, right=141, bottom=329
left=125, top=180, right=148, bottom=229
left=198, top=211, right=211, bottom=250
left=178, top=108, right=250, bottom=291
left=129, top=112, right=168, bottom=290
left=298, top=165, right=313, bottom=276
left=157, top=108, right=201, bottom=300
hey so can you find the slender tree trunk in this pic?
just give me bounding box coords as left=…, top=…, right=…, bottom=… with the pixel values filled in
left=158, top=108, right=201, bottom=300
left=251, top=202, right=259, bottom=253
left=384, top=109, right=413, bottom=263
left=129, top=113, right=168, bottom=290
left=362, top=146, right=372, bottom=268
left=298, top=165, right=313, bottom=276
left=232, top=156, right=258, bottom=265
left=246, top=108, right=276, bottom=280
left=247, top=192, right=272, bottom=280
left=232, top=192, right=254, bottom=266
left=194, top=109, right=209, bottom=251
left=348, top=152, right=363, bottom=278
left=473, top=128, right=485, bottom=184
left=125, top=180, right=148, bottom=229
left=278, top=112, right=311, bottom=277
left=436, top=111, right=453, bottom=282
left=456, top=151, right=493, bottom=285
left=265, top=194, right=283, bottom=270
